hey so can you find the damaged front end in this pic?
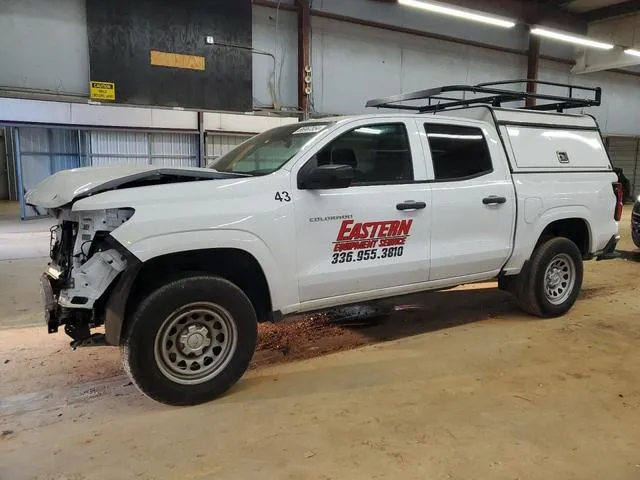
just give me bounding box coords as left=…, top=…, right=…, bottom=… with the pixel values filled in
left=26, top=165, right=243, bottom=348
left=41, top=207, right=136, bottom=347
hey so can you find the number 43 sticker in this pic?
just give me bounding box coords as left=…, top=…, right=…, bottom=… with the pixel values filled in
left=275, top=191, right=291, bottom=202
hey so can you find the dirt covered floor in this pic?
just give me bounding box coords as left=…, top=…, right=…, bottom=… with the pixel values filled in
left=1, top=206, right=639, bottom=480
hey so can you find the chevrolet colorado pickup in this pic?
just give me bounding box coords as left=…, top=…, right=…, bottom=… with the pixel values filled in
left=27, top=85, right=622, bottom=405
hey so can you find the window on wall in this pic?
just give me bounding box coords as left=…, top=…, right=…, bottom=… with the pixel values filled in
left=317, top=123, right=414, bottom=184
left=424, top=124, right=493, bottom=181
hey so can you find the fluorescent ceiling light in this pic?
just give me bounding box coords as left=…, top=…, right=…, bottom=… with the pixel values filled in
left=625, top=48, right=640, bottom=57
left=398, top=0, right=516, bottom=29
left=530, top=27, right=614, bottom=50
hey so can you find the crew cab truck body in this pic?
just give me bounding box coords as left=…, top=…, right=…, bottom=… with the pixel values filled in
left=27, top=102, right=621, bottom=405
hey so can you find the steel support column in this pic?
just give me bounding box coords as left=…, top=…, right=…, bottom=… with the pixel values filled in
left=13, top=128, right=26, bottom=219
left=526, top=34, right=540, bottom=108
left=295, top=0, right=311, bottom=119
left=198, top=111, right=206, bottom=167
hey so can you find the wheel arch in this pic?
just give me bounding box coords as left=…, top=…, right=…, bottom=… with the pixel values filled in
left=536, top=217, right=592, bottom=259
left=504, top=206, right=594, bottom=274
left=104, top=247, right=275, bottom=346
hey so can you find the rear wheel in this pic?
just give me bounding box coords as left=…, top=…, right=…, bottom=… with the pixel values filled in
left=121, top=275, right=257, bottom=406
left=515, top=237, right=583, bottom=317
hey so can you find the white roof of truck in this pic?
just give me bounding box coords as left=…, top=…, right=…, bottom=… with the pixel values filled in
left=307, top=106, right=608, bottom=175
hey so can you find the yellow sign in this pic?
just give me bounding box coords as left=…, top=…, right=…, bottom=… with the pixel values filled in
left=150, top=50, right=205, bottom=71
left=89, top=81, right=115, bottom=101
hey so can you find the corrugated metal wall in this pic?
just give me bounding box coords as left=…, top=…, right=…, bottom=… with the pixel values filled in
left=16, top=127, right=200, bottom=218
left=151, top=133, right=198, bottom=167
left=90, top=131, right=149, bottom=166
left=205, top=133, right=251, bottom=165
left=89, top=131, right=199, bottom=167
left=607, top=136, right=640, bottom=200
left=18, top=127, right=83, bottom=216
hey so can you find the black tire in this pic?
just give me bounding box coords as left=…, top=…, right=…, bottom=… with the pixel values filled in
left=633, top=230, right=640, bottom=249
left=514, top=237, right=583, bottom=318
left=121, top=275, right=257, bottom=406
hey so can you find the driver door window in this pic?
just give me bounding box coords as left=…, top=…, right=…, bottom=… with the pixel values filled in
left=316, top=123, right=414, bottom=185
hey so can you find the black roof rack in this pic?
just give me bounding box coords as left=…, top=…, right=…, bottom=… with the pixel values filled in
left=366, top=80, right=601, bottom=113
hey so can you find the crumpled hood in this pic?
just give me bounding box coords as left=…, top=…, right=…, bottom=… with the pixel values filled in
left=25, top=165, right=238, bottom=208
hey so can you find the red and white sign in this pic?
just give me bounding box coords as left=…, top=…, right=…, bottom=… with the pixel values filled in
left=333, top=219, right=413, bottom=252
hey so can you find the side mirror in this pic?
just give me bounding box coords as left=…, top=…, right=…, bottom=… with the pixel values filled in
left=298, top=164, right=354, bottom=190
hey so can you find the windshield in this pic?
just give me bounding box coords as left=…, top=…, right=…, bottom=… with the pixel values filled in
left=211, top=122, right=333, bottom=175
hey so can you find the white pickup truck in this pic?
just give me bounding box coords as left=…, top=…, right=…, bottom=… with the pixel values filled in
left=27, top=82, right=623, bottom=405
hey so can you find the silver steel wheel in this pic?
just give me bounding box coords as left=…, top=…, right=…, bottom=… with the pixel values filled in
left=154, top=302, right=238, bottom=385
left=543, top=253, right=576, bottom=305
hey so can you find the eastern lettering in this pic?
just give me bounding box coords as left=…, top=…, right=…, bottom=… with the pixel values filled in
left=333, top=219, right=413, bottom=252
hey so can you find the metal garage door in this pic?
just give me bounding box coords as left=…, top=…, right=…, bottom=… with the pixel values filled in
left=90, top=131, right=149, bottom=166
left=90, top=131, right=199, bottom=167
left=607, top=137, right=639, bottom=200
left=151, top=132, right=199, bottom=167
left=16, top=127, right=89, bottom=218
left=16, top=127, right=199, bottom=218
left=205, top=133, right=252, bottom=166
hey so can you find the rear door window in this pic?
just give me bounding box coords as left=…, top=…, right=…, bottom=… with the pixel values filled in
left=424, top=124, right=493, bottom=181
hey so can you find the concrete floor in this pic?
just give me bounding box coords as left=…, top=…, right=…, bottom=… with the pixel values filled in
left=1, top=203, right=639, bottom=480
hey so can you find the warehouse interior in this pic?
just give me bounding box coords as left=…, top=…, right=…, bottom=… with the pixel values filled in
left=1, top=0, right=640, bottom=478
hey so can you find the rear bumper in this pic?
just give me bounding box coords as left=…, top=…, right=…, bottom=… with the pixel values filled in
left=596, top=234, right=620, bottom=260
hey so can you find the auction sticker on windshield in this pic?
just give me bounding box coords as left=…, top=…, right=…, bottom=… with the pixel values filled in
left=292, top=125, right=328, bottom=135
left=331, top=219, right=411, bottom=264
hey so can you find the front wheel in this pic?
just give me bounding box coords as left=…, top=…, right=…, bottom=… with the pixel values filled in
left=121, top=275, right=257, bottom=406
left=515, top=237, right=584, bottom=318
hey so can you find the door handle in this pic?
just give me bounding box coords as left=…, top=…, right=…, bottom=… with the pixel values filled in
left=396, top=201, right=427, bottom=211
left=482, top=196, right=507, bottom=205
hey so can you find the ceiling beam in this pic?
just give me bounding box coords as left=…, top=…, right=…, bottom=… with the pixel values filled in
left=572, top=46, right=640, bottom=73
left=583, top=0, right=640, bottom=22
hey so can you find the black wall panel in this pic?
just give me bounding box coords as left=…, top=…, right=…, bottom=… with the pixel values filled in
left=86, top=0, right=252, bottom=111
